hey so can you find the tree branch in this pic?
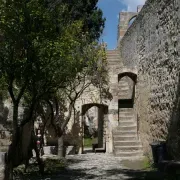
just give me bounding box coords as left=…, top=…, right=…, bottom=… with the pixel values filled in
left=61, top=101, right=74, bottom=131
left=8, top=77, right=16, bottom=103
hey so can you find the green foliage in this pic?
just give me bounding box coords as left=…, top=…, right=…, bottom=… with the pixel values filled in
left=61, top=0, right=105, bottom=41
left=13, top=157, right=67, bottom=177
left=0, top=0, right=105, bottom=129
left=142, top=156, right=154, bottom=170
left=0, top=1, right=105, bottom=177
left=44, top=157, right=67, bottom=173
left=0, top=76, right=8, bottom=99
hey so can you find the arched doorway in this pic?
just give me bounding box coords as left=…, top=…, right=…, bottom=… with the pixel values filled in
left=113, top=71, right=142, bottom=157
left=118, top=72, right=137, bottom=123
left=81, top=103, right=108, bottom=153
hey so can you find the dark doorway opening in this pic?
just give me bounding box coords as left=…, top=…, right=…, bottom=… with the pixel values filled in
left=118, top=99, right=134, bottom=109
left=81, top=103, right=108, bottom=154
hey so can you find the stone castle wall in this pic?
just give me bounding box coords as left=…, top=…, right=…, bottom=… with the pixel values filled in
left=119, top=0, right=180, bottom=157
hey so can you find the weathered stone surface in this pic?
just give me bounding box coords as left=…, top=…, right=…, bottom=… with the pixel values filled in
left=119, top=0, right=180, bottom=157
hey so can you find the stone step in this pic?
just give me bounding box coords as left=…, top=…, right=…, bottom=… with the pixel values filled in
left=118, top=95, right=130, bottom=98
left=118, top=93, right=130, bottom=96
left=119, top=117, right=134, bottom=120
left=119, top=111, right=134, bottom=114
left=118, top=89, right=130, bottom=93
left=108, top=62, right=121, bottom=65
left=118, top=86, right=129, bottom=89
left=107, top=60, right=120, bottom=63
left=118, top=85, right=130, bottom=88
left=119, top=112, right=134, bottom=116
left=114, top=151, right=143, bottom=157
left=119, top=112, right=134, bottom=115
left=118, top=96, right=132, bottom=99
left=119, top=78, right=129, bottom=81
left=106, top=52, right=120, bottom=55
left=119, top=121, right=136, bottom=126
left=107, top=59, right=120, bottom=61
left=118, top=93, right=129, bottom=96
left=113, top=130, right=137, bottom=136
left=113, top=135, right=137, bottom=141
left=116, top=125, right=137, bottom=131
left=107, top=59, right=120, bottom=62
left=119, top=116, right=134, bottom=120
left=107, top=55, right=120, bottom=57
left=118, top=83, right=129, bottom=86
left=119, top=110, right=134, bottom=113
left=107, top=55, right=120, bottom=58
left=119, top=108, right=134, bottom=112
left=114, top=141, right=141, bottom=146
left=119, top=87, right=130, bottom=90
left=118, top=80, right=129, bottom=83
left=114, top=145, right=142, bottom=151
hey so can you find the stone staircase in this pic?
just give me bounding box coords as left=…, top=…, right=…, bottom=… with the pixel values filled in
left=113, top=108, right=143, bottom=158
left=107, top=49, right=143, bottom=159
left=106, top=50, right=122, bottom=68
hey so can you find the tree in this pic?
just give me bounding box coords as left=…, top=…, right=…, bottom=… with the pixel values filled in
left=0, top=0, right=105, bottom=179
left=57, top=0, right=105, bottom=41
left=39, top=43, right=108, bottom=157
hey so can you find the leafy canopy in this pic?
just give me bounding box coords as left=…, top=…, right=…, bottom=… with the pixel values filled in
left=0, top=0, right=105, bottom=127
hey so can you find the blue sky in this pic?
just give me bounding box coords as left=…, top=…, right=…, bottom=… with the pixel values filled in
left=97, top=0, right=146, bottom=50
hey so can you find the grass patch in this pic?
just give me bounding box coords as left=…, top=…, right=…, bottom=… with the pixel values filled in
left=121, top=156, right=155, bottom=171
left=84, top=138, right=92, bottom=147
left=13, top=156, right=67, bottom=179
left=142, top=156, right=154, bottom=170
left=44, top=157, right=66, bottom=173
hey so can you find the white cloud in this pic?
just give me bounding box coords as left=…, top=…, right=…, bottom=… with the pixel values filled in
left=119, top=0, right=146, bottom=12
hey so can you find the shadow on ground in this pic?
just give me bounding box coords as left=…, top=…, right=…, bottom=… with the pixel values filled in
left=83, top=149, right=93, bottom=154
left=66, top=158, right=86, bottom=165
left=106, top=168, right=164, bottom=180
left=18, top=157, right=166, bottom=180
left=21, top=168, right=165, bottom=180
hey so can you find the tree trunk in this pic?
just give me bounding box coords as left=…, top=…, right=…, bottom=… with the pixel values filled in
left=4, top=160, right=13, bottom=180
left=58, top=135, right=65, bottom=157
left=12, top=103, right=19, bottom=137
left=5, top=103, right=19, bottom=180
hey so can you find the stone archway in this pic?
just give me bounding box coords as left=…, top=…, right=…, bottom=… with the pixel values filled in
left=81, top=103, right=108, bottom=153
left=118, top=71, right=137, bottom=123
left=118, top=71, right=137, bottom=83
left=118, top=71, right=137, bottom=102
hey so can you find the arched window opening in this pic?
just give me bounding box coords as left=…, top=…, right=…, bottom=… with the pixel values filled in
left=128, top=16, right=137, bottom=27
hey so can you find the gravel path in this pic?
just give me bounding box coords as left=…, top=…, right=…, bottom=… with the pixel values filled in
left=66, top=153, right=128, bottom=179
left=18, top=151, right=165, bottom=180
left=46, top=152, right=132, bottom=180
